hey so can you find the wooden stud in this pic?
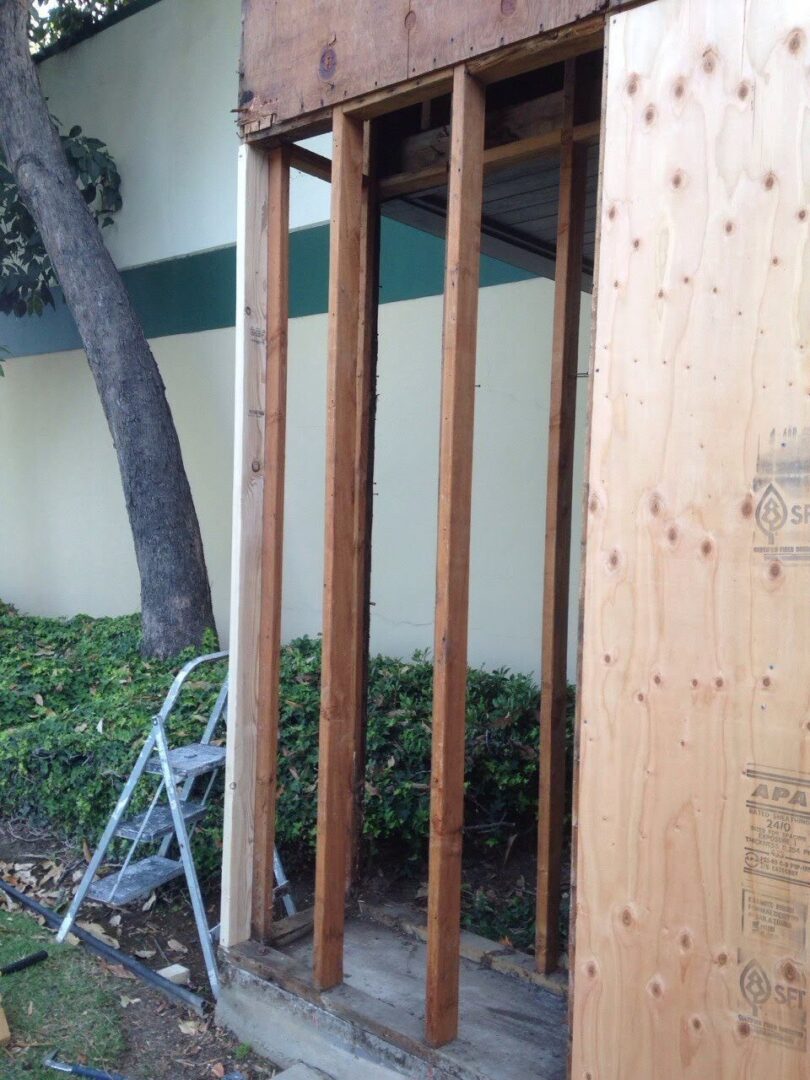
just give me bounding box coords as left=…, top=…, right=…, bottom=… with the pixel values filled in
left=313, top=106, right=366, bottom=991
left=425, top=64, right=486, bottom=1049
left=348, top=122, right=381, bottom=884
left=288, top=144, right=332, bottom=183
left=378, top=118, right=599, bottom=201
left=535, top=58, right=587, bottom=976
left=252, top=146, right=291, bottom=943
left=220, top=144, right=269, bottom=949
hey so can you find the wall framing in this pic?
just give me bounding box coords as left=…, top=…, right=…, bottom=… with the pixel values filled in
left=223, top=0, right=810, bottom=1075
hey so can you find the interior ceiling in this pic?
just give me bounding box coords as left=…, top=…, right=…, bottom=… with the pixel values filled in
left=381, top=140, right=599, bottom=287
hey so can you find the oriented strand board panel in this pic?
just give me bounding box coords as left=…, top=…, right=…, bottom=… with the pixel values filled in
left=239, top=0, right=606, bottom=131
left=572, top=1, right=810, bottom=1077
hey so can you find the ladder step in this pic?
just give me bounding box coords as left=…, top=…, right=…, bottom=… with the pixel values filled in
left=115, top=801, right=207, bottom=842
left=87, top=856, right=183, bottom=905
left=145, top=743, right=226, bottom=779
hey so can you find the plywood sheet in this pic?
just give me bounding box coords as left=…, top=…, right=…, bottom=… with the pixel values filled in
left=239, top=0, right=606, bottom=133
left=572, top=1, right=810, bottom=1077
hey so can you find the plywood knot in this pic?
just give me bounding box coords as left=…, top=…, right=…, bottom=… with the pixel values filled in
left=782, top=960, right=799, bottom=983
left=319, top=46, right=337, bottom=82
left=500, top=0, right=517, bottom=14
left=788, top=28, right=806, bottom=55
left=626, top=74, right=639, bottom=96
left=701, top=47, right=718, bottom=75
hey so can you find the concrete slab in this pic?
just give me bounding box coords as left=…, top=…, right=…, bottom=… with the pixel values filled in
left=218, top=914, right=568, bottom=1080
left=274, top=1066, right=334, bottom=1080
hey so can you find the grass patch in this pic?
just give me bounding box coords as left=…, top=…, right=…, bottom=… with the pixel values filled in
left=0, top=908, right=125, bottom=1078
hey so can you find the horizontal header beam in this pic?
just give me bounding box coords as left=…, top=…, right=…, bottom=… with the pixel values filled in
left=239, top=2, right=619, bottom=141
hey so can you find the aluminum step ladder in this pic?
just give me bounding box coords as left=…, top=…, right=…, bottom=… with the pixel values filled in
left=55, top=651, right=295, bottom=999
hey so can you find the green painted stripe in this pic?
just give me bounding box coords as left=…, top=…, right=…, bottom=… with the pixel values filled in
left=290, top=218, right=534, bottom=317
left=1, top=220, right=534, bottom=359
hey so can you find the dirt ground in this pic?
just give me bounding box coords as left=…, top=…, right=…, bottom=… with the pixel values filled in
left=0, top=820, right=278, bottom=1080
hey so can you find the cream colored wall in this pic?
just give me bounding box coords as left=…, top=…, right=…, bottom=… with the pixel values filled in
left=283, top=277, right=590, bottom=680
left=0, top=279, right=589, bottom=680
left=0, top=328, right=236, bottom=637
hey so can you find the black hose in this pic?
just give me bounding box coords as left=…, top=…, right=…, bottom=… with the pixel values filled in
left=0, top=948, right=48, bottom=975
left=0, top=878, right=209, bottom=1016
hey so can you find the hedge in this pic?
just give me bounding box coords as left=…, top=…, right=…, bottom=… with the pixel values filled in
left=0, top=602, right=573, bottom=888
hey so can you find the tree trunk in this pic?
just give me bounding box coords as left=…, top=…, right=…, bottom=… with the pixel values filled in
left=0, top=0, right=216, bottom=658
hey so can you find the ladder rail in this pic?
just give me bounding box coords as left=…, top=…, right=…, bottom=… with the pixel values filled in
left=158, top=674, right=229, bottom=859
left=110, top=779, right=165, bottom=904
left=154, top=715, right=220, bottom=997
left=56, top=725, right=160, bottom=943
left=156, top=651, right=228, bottom=725
left=56, top=652, right=295, bottom=998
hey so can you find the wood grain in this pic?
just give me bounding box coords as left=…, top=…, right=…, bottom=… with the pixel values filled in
left=572, top=1, right=810, bottom=1076
left=348, top=123, right=381, bottom=884
left=239, top=0, right=608, bottom=135
left=313, top=107, right=366, bottom=991
left=535, top=58, right=587, bottom=976
left=220, top=144, right=268, bottom=949
left=252, top=147, right=290, bottom=943
left=378, top=117, right=599, bottom=201
left=425, top=65, right=486, bottom=1049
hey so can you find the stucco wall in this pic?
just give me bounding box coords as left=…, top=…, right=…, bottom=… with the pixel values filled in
left=0, top=276, right=590, bottom=679
left=37, top=0, right=331, bottom=268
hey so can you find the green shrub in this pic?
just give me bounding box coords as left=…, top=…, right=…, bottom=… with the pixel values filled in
left=0, top=602, right=574, bottom=876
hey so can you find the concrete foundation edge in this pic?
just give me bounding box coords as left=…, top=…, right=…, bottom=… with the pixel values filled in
left=216, top=961, right=440, bottom=1080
